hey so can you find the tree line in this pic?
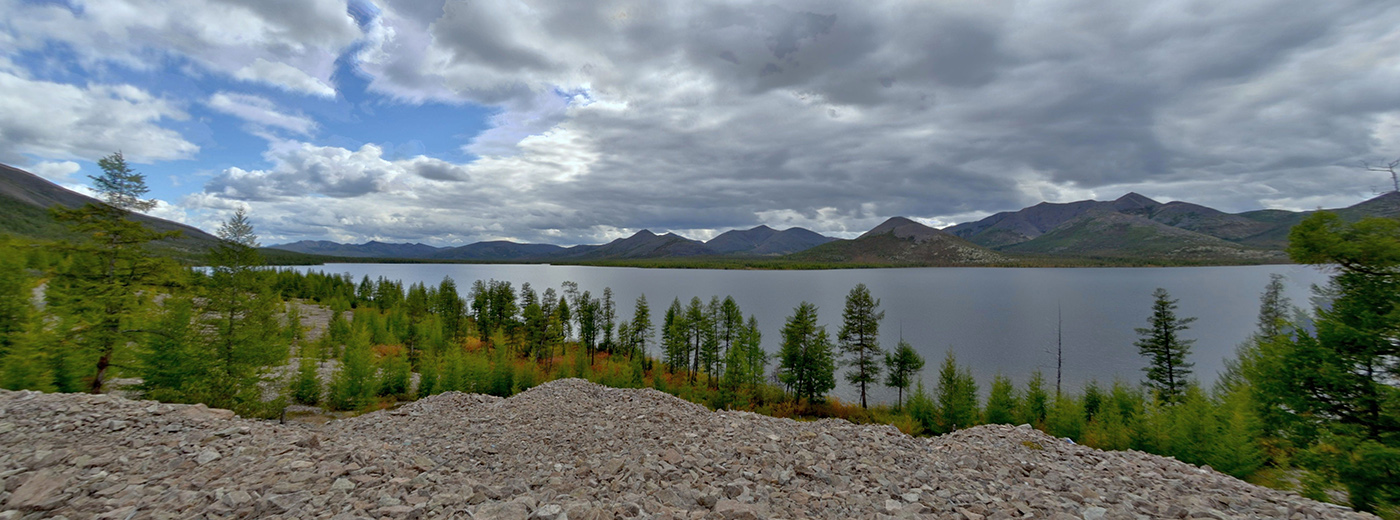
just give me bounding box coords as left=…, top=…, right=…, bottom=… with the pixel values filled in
left=0, top=153, right=1397, bottom=514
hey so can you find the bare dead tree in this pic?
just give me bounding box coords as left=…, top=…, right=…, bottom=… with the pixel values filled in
left=1365, top=158, right=1400, bottom=193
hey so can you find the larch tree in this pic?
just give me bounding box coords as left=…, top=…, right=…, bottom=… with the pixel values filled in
left=631, top=294, right=653, bottom=359
left=1134, top=288, right=1196, bottom=404
left=49, top=152, right=175, bottom=393
left=201, top=207, right=285, bottom=415
left=838, top=283, right=884, bottom=408
left=778, top=302, right=835, bottom=402
left=883, top=339, right=925, bottom=408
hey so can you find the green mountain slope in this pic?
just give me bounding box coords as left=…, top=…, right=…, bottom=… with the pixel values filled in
left=789, top=217, right=1006, bottom=265
left=1000, top=211, right=1286, bottom=263
left=0, top=163, right=224, bottom=262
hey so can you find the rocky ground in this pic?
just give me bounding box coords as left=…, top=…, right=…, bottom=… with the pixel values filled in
left=0, top=379, right=1373, bottom=520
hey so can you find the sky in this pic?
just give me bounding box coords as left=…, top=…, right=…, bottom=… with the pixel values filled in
left=2, top=0, right=1399, bottom=247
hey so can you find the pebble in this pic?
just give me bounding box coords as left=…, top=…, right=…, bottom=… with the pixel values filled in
left=0, top=380, right=1379, bottom=519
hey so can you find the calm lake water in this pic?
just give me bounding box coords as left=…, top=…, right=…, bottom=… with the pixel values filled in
left=287, top=263, right=1330, bottom=405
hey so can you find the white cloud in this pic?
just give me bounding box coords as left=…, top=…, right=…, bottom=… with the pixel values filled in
left=233, top=59, right=337, bottom=99
left=197, top=0, right=1400, bottom=244
left=30, top=161, right=82, bottom=183
left=0, top=70, right=197, bottom=164
left=207, top=92, right=318, bottom=136
left=2, top=0, right=360, bottom=97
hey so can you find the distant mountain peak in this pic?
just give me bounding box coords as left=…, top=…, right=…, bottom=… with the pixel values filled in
left=859, top=216, right=948, bottom=243
left=1113, top=192, right=1160, bottom=208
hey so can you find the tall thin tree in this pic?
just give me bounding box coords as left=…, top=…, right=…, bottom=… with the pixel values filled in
left=838, top=283, right=884, bottom=408
left=1134, top=288, right=1196, bottom=403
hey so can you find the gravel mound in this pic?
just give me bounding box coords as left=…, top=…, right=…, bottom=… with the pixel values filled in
left=0, top=379, right=1373, bottom=519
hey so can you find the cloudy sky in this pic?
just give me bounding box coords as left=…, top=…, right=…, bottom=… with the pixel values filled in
left=3, top=0, right=1399, bottom=246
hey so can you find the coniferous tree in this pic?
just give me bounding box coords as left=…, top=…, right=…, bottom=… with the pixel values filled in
left=632, top=294, right=653, bottom=359
left=417, top=355, right=440, bottom=397
left=0, top=245, right=48, bottom=391
left=883, top=339, right=924, bottom=409
left=136, top=297, right=201, bottom=401
left=777, top=302, right=835, bottom=402
left=0, top=321, right=53, bottom=392
left=378, top=351, right=411, bottom=399
left=200, top=208, right=285, bottom=414
left=292, top=348, right=322, bottom=405
left=701, top=296, right=722, bottom=385
left=718, top=296, right=741, bottom=352
left=685, top=297, right=706, bottom=382
left=522, top=300, right=547, bottom=361
left=839, top=283, right=885, bottom=408
left=1082, top=379, right=1104, bottom=422
left=934, top=351, right=979, bottom=433
left=578, top=291, right=599, bottom=363
left=1045, top=393, right=1085, bottom=440
left=906, top=380, right=937, bottom=434
left=1254, top=212, right=1400, bottom=511
left=330, top=327, right=375, bottom=410
left=1134, top=288, right=1196, bottom=403
left=601, top=287, right=616, bottom=354
left=0, top=241, right=31, bottom=362
left=984, top=374, right=1020, bottom=425
left=50, top=152, right=174, bottom=393
left=616, top=318, right=634, bottom=359
left=1021, top=370, right=1050, bottom=426
left=742, top=316, right=767, bottom=390
left=435, top=277, right=467, bottom=345
left=556, top=296, right=571, bottom=344
left=662, top=298, right=687, bottom=373
left=470, top=280, right=490, bottom=340
left=403, top=282, right=431, bottom=367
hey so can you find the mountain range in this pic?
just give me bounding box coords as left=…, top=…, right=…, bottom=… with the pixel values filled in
left=4, top=162, right=1398, bottom=267
left=268, top=191, right=1400, bottom=265
left=272, top=224, right=838, bottom=261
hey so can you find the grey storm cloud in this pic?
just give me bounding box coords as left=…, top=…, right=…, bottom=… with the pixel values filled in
left=203, top=0, right=1400, bottom=245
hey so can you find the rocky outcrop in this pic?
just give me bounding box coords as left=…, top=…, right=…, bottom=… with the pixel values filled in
left=0, top=380, right=1373, bottom=519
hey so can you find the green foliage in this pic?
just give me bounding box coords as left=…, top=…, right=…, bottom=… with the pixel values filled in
left=198, top=209, right=287, bottom=414
left=92, top=152, right=158, bottom=212
left=883, top=339, right=924, bottom=409
left=136, top=297, right=202, bottom=402
left=1020, top=370, right=1050, bottom=426
left=490, top=344, right=515, bottom=397
left=292, top=351, right=322, bottom=406
left=378, top=351, right=412, bottom=399
left=1134, top=287, right=1196, bottom=403
left=1212, top=385, right=1266, bottom=478
left=48, top=154, right=178, bottom=393
left=631, top=294, right=653, bottom=358
left=906, top=380, right=937, bottom=434
left=984, top=374, right=1020, bottom=425
left=1, top=319, right=52, bottom=392
left=778, top=301, right=836, bottom=402
left=1167, top=386, right=1215, bottom=466
left=0, top=242, right=47, bottom=391
left=0, top=240, right=31, bottom=360
left=329, top=328, right=375, bottom=411
left=662, top=298, right=687, bottom=374
left=1045, top=394, right=1084, bottom=440
left=1083, top=399, right=1133, bottom=451
left=1252, top=211, right=1400, bottom=513
left=417, top=355, right=440, bottom=397
left=934, top=351, right=979, bottom=433
left=838, top=283, right=884, bottom=408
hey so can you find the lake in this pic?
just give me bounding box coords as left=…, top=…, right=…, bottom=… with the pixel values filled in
left=285, top=263, right=1330, bottom=405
